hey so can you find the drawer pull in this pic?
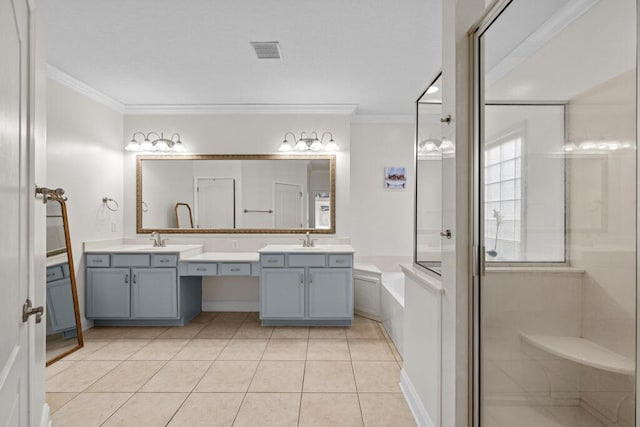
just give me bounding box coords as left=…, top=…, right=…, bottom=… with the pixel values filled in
left=93, top=259, right=103, bottom=263
left=196, top=267, right=207, bottom=272
left=267, top=259, right=277, bottom=263
left=335, top=260, right=345, bottom=264
left=230, top=268, right=240, bottom=272
left=47, top=273, right=55, bottom=278
left=160, top=259, right=170, bottom=263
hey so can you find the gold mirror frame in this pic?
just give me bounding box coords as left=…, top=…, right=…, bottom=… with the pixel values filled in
left=136, top=154, right=336, bottom=234
left=46, top=193, right=84, bottom=366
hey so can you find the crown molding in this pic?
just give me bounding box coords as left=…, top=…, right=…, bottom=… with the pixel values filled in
left=351, top=114, right=415, bottom=124
left=124, top=104, right=358, bottom=115
left=46, top=65, right=125, bottom=113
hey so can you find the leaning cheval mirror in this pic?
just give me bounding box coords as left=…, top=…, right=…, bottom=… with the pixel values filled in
left=45, top=189, right=83, bottom=365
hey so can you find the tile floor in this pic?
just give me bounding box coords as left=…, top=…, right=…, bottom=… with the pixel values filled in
left=47, top=313, right=416, bottom=427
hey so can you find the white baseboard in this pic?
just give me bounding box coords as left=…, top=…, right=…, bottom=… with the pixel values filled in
left=400, top=368, right=435, bottom=427
left=202, top=300, right=260, bottom=312
left=41, top=403, right=51, bottom=427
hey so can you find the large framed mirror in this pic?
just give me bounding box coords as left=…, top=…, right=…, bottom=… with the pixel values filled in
left=46, top=192, right=83, bottom=365
left=137, top=154, right=336, bottom=234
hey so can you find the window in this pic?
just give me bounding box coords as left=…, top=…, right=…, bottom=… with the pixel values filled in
left=484, top=132, right=523, bottom=261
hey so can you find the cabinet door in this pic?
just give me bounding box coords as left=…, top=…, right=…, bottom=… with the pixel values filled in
left=260, top=268, right=305, bottom=319
left=308, top=268, right=353, bottom=319
left=46, top=277, right=76, bottom=331
left=131, top=268, right=178, bottom=318
left=86, top=268, right=131, bottom=318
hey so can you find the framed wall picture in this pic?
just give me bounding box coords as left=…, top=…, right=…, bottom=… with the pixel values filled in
left=384, top=167, right=407, bottom=189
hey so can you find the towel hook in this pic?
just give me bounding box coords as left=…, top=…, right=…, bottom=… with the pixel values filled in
left=102, top=197, right=119, bottom=212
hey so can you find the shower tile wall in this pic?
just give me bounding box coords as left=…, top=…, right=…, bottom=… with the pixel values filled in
left=567, top=70, right=637, bottom=425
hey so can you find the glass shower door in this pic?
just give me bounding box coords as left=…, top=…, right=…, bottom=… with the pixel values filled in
left=474, top=0, right=637, bottom=425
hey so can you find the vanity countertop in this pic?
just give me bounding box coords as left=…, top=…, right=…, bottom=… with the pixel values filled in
left=259, top=244, right=355, bottom=254
left=181, top=252, right=260, bottom=263
left=84, top=244, right=203, bottom=256
left=46, top=253, right=68, bottom=267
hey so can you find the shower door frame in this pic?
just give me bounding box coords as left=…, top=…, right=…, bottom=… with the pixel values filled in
left=469, top=0, right=639, bottom=425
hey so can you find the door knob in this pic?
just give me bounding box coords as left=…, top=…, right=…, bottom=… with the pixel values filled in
left=22, top=298, right=44, bottom=324
left=440, top=229, right=452, bottom=239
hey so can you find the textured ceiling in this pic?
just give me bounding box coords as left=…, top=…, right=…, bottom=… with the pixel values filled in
left=42, top=0, right=442, bottom=115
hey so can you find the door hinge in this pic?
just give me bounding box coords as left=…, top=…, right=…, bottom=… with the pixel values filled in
left=22, top=299, right=44, bottom=323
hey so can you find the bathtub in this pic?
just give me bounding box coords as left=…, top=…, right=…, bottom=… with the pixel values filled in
left=381, top=272, right=405, bottom=358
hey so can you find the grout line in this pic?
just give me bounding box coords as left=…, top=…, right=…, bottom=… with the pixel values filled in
left=347, top=334, right=366, bottom=425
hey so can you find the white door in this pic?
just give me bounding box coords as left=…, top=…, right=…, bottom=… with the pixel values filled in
left=274, top=182, right=303, bottom=228
left=0, top=0, right=35, bottom=425
left=196, top=178, right=235, bottom=228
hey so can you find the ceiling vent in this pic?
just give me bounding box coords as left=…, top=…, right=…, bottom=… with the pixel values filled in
left=250, top=41, right=281, bottom=59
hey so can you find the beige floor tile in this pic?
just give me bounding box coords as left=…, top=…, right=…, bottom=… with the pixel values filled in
left=217, top=339, right=268, bottom=360
left=307, top=339, right=351, bottom=360
left=271, top=326, right=310, bottom=339
left=191, top=311, right=219, bottom=323
left=46, top=392, right=77, bottom=414
left=173, top=339, right=229, bottom=360
left=83, top=326, right=129, bottom=340
left=346, top=323, right=385, bottom=339
left=46, top=361, right=120, bottom=392
left=51, top=392, right=131, bottom=427
left=359, top=393, right=416, bottom=426
left=139, top=360, right=212, bottom=392
left=262, top=339, right=308, bottom=361
left=62, top=339, right=112, bottom=361
left=348, top=339, right=395, bottom=361
left=194, top=360, right=258, bottom=392
left=352, top=361, right=401, bottom=392
left=249, top=361, right=305, bottom=392
left=234, top=393, right=301, bottom=427
left=213, top=311, right=250, bottom=323
left=46, top=360, right=74, bottom=379
left=246, top=311, right=260, bottom=322
left=303, top=361, right=357, bottom=392
left=84, top=339, right=150, bottom=361
left=119, top=326, right=169, bottom=339
left=309, top=327, right=347, bottom=339
left=299, top=393, right=363, bottom=427
left=129, top=339, right=189, bottom=360
left=158, top=322, right=207, bottom=339
left=102, top=393, right=187, bottom=427
left=233, top=322, right=274, bottom=339
left=195, top=323, right=240, bottom=339
left=86, top=361, right=165, bottom=392
left=168, top=393, right=244, bottom=427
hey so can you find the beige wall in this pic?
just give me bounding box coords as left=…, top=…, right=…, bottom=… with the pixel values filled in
left=47, top=78, right=125, bottom=327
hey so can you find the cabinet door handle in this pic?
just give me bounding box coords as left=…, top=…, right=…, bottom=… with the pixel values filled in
left=309, top=273, right=313, bottom=285
left=124, top=274, right=129, bottom=284
left=132, top=274, right=137, bottom=284
left=299, top=274, right=304, bottom=285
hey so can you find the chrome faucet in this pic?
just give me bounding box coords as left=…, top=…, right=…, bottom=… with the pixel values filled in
left=150, top=231, right=166, bottom=247
left=300, top=232, right=318, bottom=248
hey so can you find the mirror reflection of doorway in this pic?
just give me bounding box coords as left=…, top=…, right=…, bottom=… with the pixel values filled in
left=274, top=182, right=303, bottom=228
left=194, top=177, right=235, bottom=229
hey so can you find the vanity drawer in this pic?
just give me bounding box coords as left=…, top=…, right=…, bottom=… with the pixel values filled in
left=86, top=254, right=110, bottom=267
left=329, top=254, right=353, bottom=268
left=152, top=254, right=178, bottom=267
left=186, top=263, right=218, bottom=276
left=62, top=263, right=70, bottom=277
left=261, top=254, right=285, bottom=267
left=289, top=254, right=326, bottom=267
left=112, top=254, right=151, bottom=267
left=46, top=266, right=64, bottom=282
left=220, top=263, right=251, bottom=276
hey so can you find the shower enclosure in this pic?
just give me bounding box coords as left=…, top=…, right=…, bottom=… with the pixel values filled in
left=472, top=0, right=637, bottom=425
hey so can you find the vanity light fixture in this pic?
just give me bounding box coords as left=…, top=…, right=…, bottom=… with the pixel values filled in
left=278, top=131, right=339, bottom=152
left=125, top=132, right=186, bottom=153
